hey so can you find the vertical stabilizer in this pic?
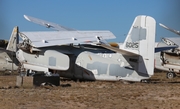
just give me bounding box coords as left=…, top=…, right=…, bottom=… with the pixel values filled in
left=6, top=26, right=19, bottom=52
left=122, top=15, right=156, bottom=76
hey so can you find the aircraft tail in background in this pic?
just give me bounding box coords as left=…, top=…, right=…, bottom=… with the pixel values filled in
left=6, top=26, right=19, bottom=52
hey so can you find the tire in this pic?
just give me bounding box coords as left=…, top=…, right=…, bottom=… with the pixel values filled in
left=166, top=72, right=176, bottom=79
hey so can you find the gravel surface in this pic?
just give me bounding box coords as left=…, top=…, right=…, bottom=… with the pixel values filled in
left=0, top=72, right=180, bottom=109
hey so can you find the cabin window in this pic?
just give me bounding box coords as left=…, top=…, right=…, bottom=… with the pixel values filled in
left=49, top=57, right=56, bottom=66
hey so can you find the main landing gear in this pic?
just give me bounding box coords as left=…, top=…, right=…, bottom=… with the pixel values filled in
left=166, top=71, right=176, bottom=79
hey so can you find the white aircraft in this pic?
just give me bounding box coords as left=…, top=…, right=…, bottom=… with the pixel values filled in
left=10, top=15, right=161, bottom=83
left=154, top=23, right=180, bottom=79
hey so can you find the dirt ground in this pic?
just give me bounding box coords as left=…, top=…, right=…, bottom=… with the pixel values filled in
left=0, top=72, right=180, bottom=109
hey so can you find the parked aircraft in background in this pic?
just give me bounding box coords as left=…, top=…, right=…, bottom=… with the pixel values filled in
left=12, top=15, right=157, bottom=82
left=154, top=23, right=180, bottom=79
left=0, top=27, right=19, bottom=73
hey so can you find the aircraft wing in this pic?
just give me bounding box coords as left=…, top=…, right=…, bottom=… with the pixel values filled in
left=24, top=15, right=75, bottom=31
left=100, top=44, right=139, bottom=56
left=159, top=23, right=180, bottom=36
left=20, top=30, right=116, bottom=48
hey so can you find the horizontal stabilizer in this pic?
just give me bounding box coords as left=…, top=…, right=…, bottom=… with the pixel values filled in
left=20, top=31, right=116, bottom=48
left=24, top=15, right=75, bottom=31
left=155, top=46, right=177, bottom=53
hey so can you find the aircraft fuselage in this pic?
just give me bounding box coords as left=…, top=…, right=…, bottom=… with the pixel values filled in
left=17, top=44, right=151, bottom=81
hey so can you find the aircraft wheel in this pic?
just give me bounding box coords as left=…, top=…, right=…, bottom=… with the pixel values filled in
left=166, top=72, right=176, bottom=79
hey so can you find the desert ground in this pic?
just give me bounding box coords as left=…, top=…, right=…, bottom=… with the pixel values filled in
left=0, top=72, right=180, bottom=109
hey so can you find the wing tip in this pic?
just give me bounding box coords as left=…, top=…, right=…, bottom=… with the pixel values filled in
left=24, top=15, right=31, bottom=21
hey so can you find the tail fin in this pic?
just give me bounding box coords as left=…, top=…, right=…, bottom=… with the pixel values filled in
left=6, top=26, right=19, bottom=52
left=123, top=15, right=156, bottom=76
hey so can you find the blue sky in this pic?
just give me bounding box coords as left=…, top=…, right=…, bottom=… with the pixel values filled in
left=0, top=0, right=180, bottom=42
